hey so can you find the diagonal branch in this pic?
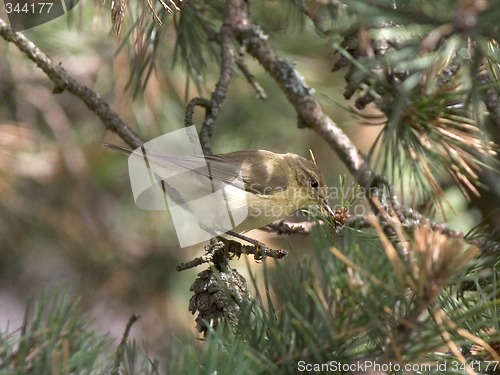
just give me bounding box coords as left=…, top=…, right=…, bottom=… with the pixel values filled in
left=226, top=0, right=374, bottom=189
left=0, top=18, right=143, bottom=149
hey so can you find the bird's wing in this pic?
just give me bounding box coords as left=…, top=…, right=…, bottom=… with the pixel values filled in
left=140, top=150, right=290, bottom=197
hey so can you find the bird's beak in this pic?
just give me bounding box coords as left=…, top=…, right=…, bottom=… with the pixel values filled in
left=322, top=198, right=334, bottom=217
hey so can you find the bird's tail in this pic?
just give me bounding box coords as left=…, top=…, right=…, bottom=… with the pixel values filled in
left=102, top=143, right=134, bottom=155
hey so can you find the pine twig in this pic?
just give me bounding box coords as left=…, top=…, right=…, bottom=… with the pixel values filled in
left=111, top=314, right=141, bottom=375
left=177, top=237, right=288, bottom=272
left=185, top=97, right=212, bottom=128
left=289, top=0, right=334, bottom=37
left=199, top=20, right=234, bottom=155
left=176, top=252, right=215, bottom=271
left=197, top=10, right=267, bottom=100
left=264, top=220, right=315, bottom=235
left=234, top=57, right=267, bottom=100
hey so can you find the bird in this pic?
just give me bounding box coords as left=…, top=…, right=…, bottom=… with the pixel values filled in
left=105, top=144, right=333, bottom=246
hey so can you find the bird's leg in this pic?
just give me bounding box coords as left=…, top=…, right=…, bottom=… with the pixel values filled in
left=177, top=233, right=288, bottom=271
left=225, top=230, right=287, bottom=261
left=225, top=230, right=267, bottom=261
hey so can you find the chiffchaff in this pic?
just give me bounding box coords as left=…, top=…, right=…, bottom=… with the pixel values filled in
left=106, top=145, right=333, bottom=236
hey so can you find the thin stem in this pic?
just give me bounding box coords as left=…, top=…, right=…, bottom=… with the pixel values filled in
left=199, top=18, right=235, bottom=155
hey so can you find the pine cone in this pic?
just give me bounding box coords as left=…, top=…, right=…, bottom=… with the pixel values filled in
left=189, top=267, right=248, bottom=333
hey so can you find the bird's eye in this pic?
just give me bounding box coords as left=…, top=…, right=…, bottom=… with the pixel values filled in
left=310, top=178, right=319, bottom=188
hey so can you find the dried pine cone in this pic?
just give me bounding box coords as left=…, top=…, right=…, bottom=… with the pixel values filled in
left=189, top=267, right=248, bottom=333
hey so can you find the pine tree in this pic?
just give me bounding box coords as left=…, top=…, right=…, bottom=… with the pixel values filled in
left=1, top=1, right=500, bottom=374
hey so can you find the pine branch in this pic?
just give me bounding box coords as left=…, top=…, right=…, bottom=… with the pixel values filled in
left=226, top=0, right=375, bottom=191
left=112, top=314, right=141, bottom=375
left=198, top=20, right=234, bottom=155
left=329, top=1, right=499, bottom=204
left=2, top=291, right=114, bottom=373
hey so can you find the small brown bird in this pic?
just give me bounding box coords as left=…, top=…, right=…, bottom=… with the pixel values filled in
left=106, top=145, right=332, bottom=243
